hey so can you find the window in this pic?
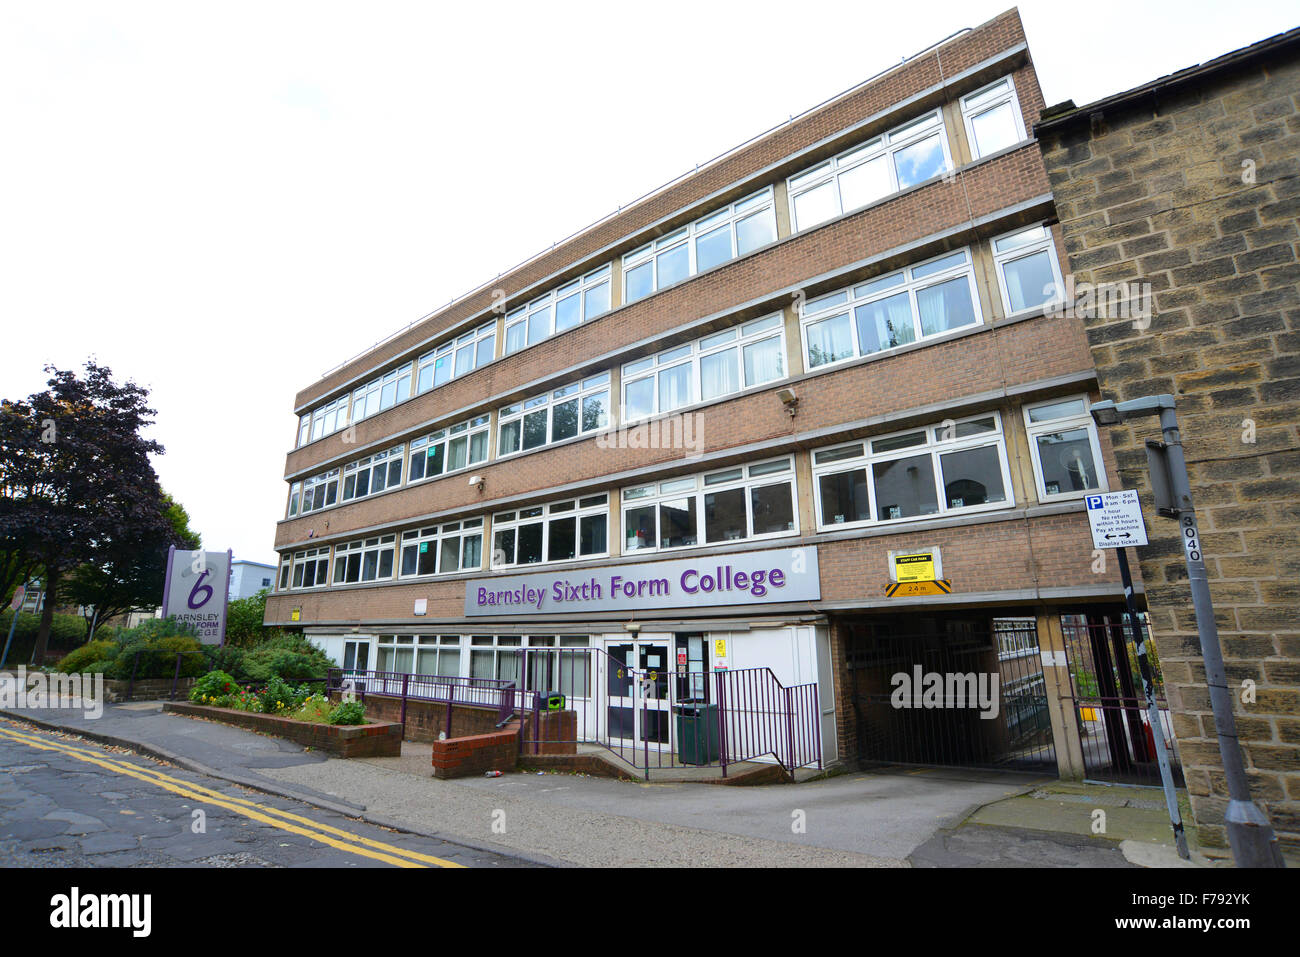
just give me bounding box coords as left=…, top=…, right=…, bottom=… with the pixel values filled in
left=417, top=322, right=496, bottom=394
left=298, top=469, right=339, bottom=515
left=498, top=374, right=611, bottom=456
left=961, top=77, right=1026, bottom=160
left=470, top=635, right=523, bottom=683
left=287, top=482, right=301, bottom=518
left=277, top=556, right=292, bottom=591
left=812, top=413, right=1013, bottom=529
left=992, top=224, right=1064, bottom=315
left=290, top=547, right=330, bottom=589
left=299, top=395, right=350, bottom=447
left=407, top=415, right=491, bottom=483
left=524, top=635, right=591, bottom=698
left=399, top=519, right=484, bottom=578
left=787, top=111, right=951, bottom=232
left=623, top=189, right=777, bottom=305
left=351, top=362, right=413, bottom=424
left=492, top=494, right=609, bottom=568
left=800, top=248, right=980, bottom=370
left=622, top=457, right=797, bottom=554
left=505, top=265, right=612, bottom=355
left=261, top=577, right=271, bottom=588
left=622, top=314, right=785, bottom=422
left=1023, top=396, right=1107, bottom=500
left=332, top=534, right=397, bottom=584
left=342, top=445, right=405, bottom=502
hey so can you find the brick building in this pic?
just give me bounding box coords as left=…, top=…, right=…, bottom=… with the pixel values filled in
left=266, top=9, right=1148, bottom=780
left=1035, top=27, right=1300, bottom=850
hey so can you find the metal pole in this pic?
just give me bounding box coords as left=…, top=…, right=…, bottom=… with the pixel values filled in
left=1158, top=405, right=1285, bottom=868
left=1115, top=547, right=1189, bottom=859
left=0, top=579, right=27, bottom=670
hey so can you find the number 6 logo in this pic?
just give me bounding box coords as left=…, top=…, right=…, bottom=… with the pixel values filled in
left=188, top=569, right=214, bottom=609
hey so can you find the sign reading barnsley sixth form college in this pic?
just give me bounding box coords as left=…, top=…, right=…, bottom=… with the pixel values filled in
left=162, top=547, right=231, bottom=645
left=465, top=547, right=819, bottom=617
left=1085, top=490, right=1149, bottom=550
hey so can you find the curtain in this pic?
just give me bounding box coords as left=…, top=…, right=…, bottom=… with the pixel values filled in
left=744, top=337, right=784, bottom=385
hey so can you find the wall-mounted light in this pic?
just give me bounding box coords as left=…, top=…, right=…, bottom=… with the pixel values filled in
left=468, top=475, right=484, bottom=491
left=776, top=388, right=798, bottom=418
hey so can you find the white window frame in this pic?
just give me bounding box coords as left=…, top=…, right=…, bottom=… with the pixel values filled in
left=798, top=247, right=982, bottom=373
left=331, top=534, right=397, bottom=585
left=786, top=110, right=952, bottom=233
left=991, top=223, right=1065, bottom=318
left=300, top=394, right=350, bottom=447
left=491, top=494, right=610, bottom=569
left=960, top=76, right=1027, bottom=161
left=341, top=445, right=406, bottom=503
left=622, top=188, right=777, bottom=305
left=621, top=313, right=786, bottom=423
left=505, top=265, right=612, bottom=356
left=399, top=518, right=485, bottom=579
left=351, top=362, right=413, bottom=425
left=298, top=469, right=339, bottom=515
left=417, top=322, right=497, bottom=395
left=407, top=415, right=491, bottom=484
left=290, top=547, right=331, bottom=590
left=811, top=412, right=1015, bottom=531
left=497, top=374, right=612, bottom=458
left=620, top=455, right=799, bottom=556
left=277, top=556, right=292, bottom=592
left=1022, top=395, right=1109, bottom=502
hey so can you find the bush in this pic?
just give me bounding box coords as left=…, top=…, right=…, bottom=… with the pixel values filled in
left=190, top=670, right=242, bottom=707
left=202, top=644, right=246, bottom=679
left=241, top=634, right=333, bottom=682
left=100, top=617, right=207, bottom=680
left=0, top=611, right=89, bottom=662
left=224, top=589, right=272, bottom=647
left=328, top=700, right=365, bottom=725
left=291, top=695, right=332, bottom=723
left=54, top=640, right=118, bottom=674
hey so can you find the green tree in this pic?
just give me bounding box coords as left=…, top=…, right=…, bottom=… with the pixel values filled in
left=0, top=362, right=177, bottom=663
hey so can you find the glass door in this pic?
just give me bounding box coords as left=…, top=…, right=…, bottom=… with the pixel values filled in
left=604, top=637, right=671, bottom=751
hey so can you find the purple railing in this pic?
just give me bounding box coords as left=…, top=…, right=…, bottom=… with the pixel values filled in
left=512, top=647, right=822, bottom=779
left=326, top=668, right=517, bottom=734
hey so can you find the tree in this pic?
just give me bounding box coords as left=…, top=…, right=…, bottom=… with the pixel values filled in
left=0, top=362, right=176, bottom=663
left=64, top=490, right=202, bottom=635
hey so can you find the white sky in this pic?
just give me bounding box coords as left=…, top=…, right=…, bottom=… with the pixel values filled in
left=3, top=0, right=1296, bottom=565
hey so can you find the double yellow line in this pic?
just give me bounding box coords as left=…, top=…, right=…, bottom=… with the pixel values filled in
left=0, top=719, right=463, bottom=868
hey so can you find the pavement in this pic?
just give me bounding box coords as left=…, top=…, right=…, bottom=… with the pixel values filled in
left=0, top=701, right=1235, bottom=868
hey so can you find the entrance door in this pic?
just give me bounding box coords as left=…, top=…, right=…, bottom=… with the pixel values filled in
left=604, top=638, right=671, bottom=751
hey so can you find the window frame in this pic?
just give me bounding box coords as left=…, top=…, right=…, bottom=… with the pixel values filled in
left=351, top=361, right=414, bottom=425
left=398, top=518, right=485, bottom=579
left=407, top=415, right=491, bottom=485
left=417, top=321, right=497, bottom=395
left=621, top=313, right=786, bottom=423
left=620, top=455, right=799, bottom=556
left=798, top=247, right=982, bottom=373
left=960, top=76, right=1028, bottom=161
left=491, top=494, right=610, bottom=570
left=341, top=445, right=406, bottom=503
left=991, top=223, right=1065, bottom=318
left=299, top=394, right=350, bottom=448
left=622, top=188, right=777, bottom=305
left=289, top=547, right=331, bottom=590
left=811, top=412, right=1015, bottom=531
left=504, top=264, right=612, bottom=356
left=786, top=110, right=953, bottom=233
left=331, top=534, right=398, bottom=585
left=497, top=373, right=612, bottom=459
left=1021, top=395, right=1109, bottom=503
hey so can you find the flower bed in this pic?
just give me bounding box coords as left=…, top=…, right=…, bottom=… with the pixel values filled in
left=162, top=701, right=402, bottom=758
left=189, top=671, right=361, bottom=725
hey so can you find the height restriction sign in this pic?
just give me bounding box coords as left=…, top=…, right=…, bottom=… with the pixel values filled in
left=1085, top=490, right=1149, bottom=550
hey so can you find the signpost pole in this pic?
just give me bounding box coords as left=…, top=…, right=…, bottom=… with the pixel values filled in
left=0, top=581, right=28, bottom=670
left=1114, top=546, right=1189, bottom=860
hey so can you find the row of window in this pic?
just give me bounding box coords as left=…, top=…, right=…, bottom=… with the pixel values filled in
left=278, top=397, right=1107, bottom=590
left=288, top=224, right=1065, bottom=520
left=370, top=634, right=592, bottom=695
left=294, top=77, right=1029, bottom=448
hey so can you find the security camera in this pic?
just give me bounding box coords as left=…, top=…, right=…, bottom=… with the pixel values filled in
left=468, top=475, right=484, bottom=489
left=776, top=388, right=798, bottom=417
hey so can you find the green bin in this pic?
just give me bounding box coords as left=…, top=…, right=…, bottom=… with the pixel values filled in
left=675, top=700, right=720, bottom=765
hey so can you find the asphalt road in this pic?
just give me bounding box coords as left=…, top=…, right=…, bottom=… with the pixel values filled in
left=0, top=718, right=534, bottom=868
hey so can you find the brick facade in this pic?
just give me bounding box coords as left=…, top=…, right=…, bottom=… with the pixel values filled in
left=1036, top=30, right=1300, bottom=850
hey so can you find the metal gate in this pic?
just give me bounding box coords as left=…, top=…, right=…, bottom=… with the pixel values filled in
left=1060, top=613, right=1183, bottom=786
left=847, top=615, right=1056, bottom=773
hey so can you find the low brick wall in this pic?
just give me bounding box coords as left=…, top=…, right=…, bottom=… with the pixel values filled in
left=163, top=702, right=402, bottom=758
left=333, top=692, right=503, bottom=742
left=104, top=677, right=196, bottom=703
left=429, top=711, right=578, bottom=779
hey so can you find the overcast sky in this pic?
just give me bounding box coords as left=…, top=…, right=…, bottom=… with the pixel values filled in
left=3, top=0, right=1296, bottom=566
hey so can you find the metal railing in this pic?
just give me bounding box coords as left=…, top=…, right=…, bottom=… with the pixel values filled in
left=325, top=668, right=518, bottom=735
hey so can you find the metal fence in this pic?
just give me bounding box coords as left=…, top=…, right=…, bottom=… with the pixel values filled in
left=326, top=668, right=518, bottom=728
left=1060, top=614, right=1182, bottom=787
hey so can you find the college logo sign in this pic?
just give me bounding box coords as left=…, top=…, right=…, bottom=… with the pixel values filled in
left=162, top=548, right=232, bottom=645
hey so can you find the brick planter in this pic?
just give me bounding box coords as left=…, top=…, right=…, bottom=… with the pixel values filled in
left=163, top=702, right=402, bottom=758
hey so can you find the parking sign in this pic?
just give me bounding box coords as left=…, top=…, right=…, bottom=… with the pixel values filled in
left=1085, top=490, right=1149, bottom=550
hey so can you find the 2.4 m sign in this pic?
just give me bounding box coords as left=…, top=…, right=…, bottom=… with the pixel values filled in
left=1085, top=490, right=1149, bottom=550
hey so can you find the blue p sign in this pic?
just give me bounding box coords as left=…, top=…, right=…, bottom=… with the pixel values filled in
left=1086, top=495, right=1103, bottom=510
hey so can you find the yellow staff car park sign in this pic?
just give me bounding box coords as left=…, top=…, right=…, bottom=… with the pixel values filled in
left=893, top=552, right=936, bottom=582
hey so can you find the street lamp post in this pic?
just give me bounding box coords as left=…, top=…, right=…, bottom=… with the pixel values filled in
left=1091, top=394, right=1286, bottom=868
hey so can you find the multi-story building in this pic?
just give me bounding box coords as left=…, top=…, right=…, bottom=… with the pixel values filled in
left=229, top=559, right=276, bottom=602
left=267, top=8, right=1145, bottom=778
left=1035, top=26, right=1300, bottom=852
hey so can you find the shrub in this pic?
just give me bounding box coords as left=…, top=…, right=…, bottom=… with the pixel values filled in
left=291, top=695, right=333, bottom=724
left=54, top=641, right=118, bottom=674
left=0, top=611, right=89, bottom=662
left=241, top=634, right=332, bottom=682
left=190, top=670, right=242, bottom=707
left=109, top=635, right=207, bottom=680
left=202, top=644, right=246, bottom=680
left=328, top=700, right=365, bottom=725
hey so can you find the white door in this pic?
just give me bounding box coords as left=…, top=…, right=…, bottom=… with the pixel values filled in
left=602, top=636, right=672, bottom=752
